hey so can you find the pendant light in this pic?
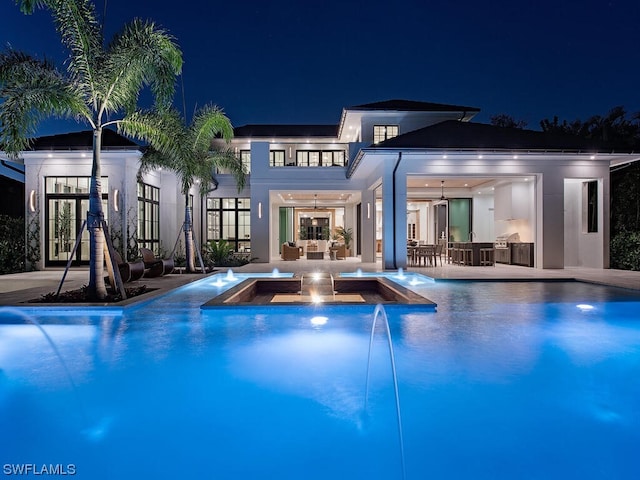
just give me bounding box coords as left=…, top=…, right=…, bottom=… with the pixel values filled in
left=440, top=180, right=446, bottom=200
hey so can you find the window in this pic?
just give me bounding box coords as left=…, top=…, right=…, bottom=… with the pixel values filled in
left=46, top=176, right=108, bottom=194
left=296, top=151, right=315, bottom=167
left=206, top=197, right=251, bottom=252
left=137, top=182, right=160, bottom=254
left=240, top=150, right=251, bottom=173
left=295, top=150, right=346, bottom=167
left=583, top=180, right=598, bottom=233
left=270, top=150, right=285, bottom=167
left=373, top=125, right=399, bottom=144
left=324, top=150, right=345, bottom=166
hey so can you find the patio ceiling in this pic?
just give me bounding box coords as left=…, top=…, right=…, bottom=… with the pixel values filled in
left=269, top=175, right=532, bottom=206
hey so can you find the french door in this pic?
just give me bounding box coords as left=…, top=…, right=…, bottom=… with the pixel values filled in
left=46, top=197, right=107, bottom=266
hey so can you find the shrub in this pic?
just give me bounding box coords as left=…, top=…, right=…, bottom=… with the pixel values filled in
left=203, top=240, right=252, bottom=268
left=0, top=215, right=25, bottom=274
left=610, top=230, right=640, bottom=271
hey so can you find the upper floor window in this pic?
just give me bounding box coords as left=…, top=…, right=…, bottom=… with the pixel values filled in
left=239, top=150, right=251, bottom=173
left=295, top=150, right=346, bottom=167
left=270, top=150, right=285, bottom=167
left=373, top=125, right=399, bottom=144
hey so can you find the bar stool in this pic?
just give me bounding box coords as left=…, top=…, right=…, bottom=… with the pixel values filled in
left=460, top=248, right=473, bottom=266
left=480, top=248, right=495, bottom=266
left=449, top=246, right=459, bottom=264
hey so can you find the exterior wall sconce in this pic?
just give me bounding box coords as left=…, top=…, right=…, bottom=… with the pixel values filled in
left=28, top=190, right=36, bottom=213
left=258, top=201, right=262, bottom=219
left=367, top=202, right=371, bottom=219
left=288, top=146, right=292, bottom=159
left=113, top=189, right=120, bottom=212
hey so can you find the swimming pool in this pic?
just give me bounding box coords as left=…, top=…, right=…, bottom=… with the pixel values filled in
left=1, top=276, right=639, bottom=479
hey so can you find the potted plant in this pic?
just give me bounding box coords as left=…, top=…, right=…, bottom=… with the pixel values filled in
left=336, top=226, right=353, bottom=257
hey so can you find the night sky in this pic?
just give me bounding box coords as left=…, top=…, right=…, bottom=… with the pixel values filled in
left=2, top=0, right=640, bottom=136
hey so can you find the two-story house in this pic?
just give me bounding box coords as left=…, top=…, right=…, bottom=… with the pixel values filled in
left=15, top=99, right=639, bottom=270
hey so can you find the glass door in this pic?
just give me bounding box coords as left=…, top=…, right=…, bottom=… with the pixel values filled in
left=47, top=198, right=79, bottom=264
left=46, top=197, right=108, bottom=265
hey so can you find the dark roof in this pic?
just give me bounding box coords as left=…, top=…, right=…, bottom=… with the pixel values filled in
left=375, top=120, right=614, bottom=151
left=30, top=129, right=141, bottom=150
left=233, top=124, right=339, bottom=138
left=347, top=99, right=480, bottom=113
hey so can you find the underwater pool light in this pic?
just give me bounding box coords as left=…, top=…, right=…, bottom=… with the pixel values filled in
left=576, top=304, right=595, bottom=311
left=310, top=316, right=328, bottom=326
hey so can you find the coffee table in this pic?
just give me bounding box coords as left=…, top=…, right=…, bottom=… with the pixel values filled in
left=306, top=251, right=324, bottom=260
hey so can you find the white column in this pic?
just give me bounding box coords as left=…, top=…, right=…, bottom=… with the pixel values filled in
left=360, top=188, right=376, bottom=262
left=249, top=142, right=270, bottom=263
left=539, top=173, right=565, bottom=268
left=381, top=157, right=407, bottom=270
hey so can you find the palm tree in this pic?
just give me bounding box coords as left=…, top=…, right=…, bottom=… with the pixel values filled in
left=0, top=0, right=182, bottom=299
left=131, top=106, right=246, bottom=272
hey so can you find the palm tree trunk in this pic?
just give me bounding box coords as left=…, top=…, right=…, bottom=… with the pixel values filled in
left=184, top=195, right=196, bottom=272
left=87, top=127, right=108, bottom=300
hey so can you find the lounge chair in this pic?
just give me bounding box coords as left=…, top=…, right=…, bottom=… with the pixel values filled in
left=140, top=247, right=175, bottom=277
left=113, top=251, right=145, bottom=282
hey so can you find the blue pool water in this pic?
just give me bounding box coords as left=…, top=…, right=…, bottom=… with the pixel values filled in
left=1, top=275, right=639, bottom=479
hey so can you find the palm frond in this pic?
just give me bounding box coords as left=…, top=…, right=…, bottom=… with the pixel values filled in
left=117, top=108, right=185, bottom=160
left=101, top=19, right=182, bottom=116
left=137, top=146, right=175, bottom=176
left=16, top=0, right=104, bottom=105
left=1, top=51, right=88, bottom=156
left=15, top=0, right=49, bottom=15
left=190, top=104, right=234, bottom=153
left=205, top=148, right=247, bottom=192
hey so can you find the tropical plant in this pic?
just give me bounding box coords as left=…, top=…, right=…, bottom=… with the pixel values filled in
left=134, top=106, right=245, bottom=272
left=203, top=239, right=235, bottom=267
left=336, top=226, right=353, bottom=250
left=0, top=0, right=182, bottom=299
left=203, top=239, right=252, bottom=268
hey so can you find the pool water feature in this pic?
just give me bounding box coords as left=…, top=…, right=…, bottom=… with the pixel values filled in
left=1, top=278, right=639, bottom=479
left=203, top=272, right=436, bottom=308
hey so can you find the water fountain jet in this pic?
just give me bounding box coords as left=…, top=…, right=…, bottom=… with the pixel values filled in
left=364, top=304, right=406, bottom=480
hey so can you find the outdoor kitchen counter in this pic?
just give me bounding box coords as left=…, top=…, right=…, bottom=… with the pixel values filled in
left=449, top=242, right=495, bottom=266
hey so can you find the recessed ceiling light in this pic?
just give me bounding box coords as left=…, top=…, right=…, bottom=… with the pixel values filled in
left=513, top=155, right=518, bottom=159
left=590, top=155, right=595, bottom=160
left=425, top=183, right=429, bottom=187
left=442, top=154, right=448, bottom=159
left=491, top=187, right=495, bottom=190
left=464, top=183, right=468, bottom=187
left=524, top=178, right=529, bottom=181
left=478, top=154, right=483, bottom=159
